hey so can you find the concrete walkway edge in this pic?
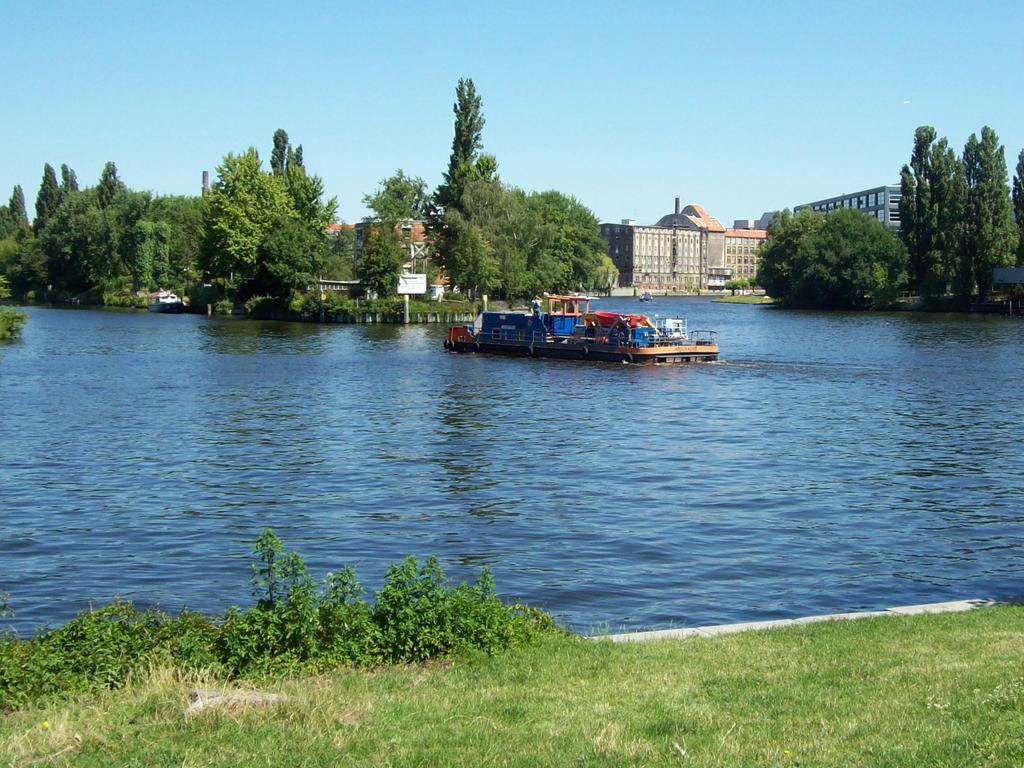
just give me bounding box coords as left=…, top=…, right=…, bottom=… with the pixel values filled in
left=595, top=598, right=998, bottom=643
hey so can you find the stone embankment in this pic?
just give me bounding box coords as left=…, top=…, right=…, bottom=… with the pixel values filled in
left=598, top=598, right=995, bottom=643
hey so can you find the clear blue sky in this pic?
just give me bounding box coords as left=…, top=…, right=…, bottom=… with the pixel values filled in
left=4, top=0, right=1023, bottom=227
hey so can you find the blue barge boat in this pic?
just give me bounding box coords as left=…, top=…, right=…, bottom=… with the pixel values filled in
left=444, top=294, right=718, bottom=364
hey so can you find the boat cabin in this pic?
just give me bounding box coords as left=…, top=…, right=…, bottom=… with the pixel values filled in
left=476, top=293, right=597, bottom=342
left=544, top=293, right=593, bottom=337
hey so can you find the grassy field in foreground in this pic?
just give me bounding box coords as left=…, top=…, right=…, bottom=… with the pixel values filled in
left=3, top=606, right=1023, bottom=767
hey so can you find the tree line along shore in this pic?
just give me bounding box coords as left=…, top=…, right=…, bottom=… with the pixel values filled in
left=3, top=78, right=1023, bottom=334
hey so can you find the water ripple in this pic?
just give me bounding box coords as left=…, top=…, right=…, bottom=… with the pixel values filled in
left=2, top=302, right=1023, bottom=634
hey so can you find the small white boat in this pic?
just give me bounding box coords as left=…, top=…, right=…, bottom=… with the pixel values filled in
left=148, top=291, right=186, bottom=313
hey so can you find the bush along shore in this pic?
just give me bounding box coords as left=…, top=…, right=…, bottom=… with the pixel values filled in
left=0, top=529, right=562, bottom=714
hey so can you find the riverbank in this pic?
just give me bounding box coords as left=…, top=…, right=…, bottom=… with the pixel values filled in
left=4, top=604, right=1021, bottom=766
left=712, top=293, right=774, bottom=304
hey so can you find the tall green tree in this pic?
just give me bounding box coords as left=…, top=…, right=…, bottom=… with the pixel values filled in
left=758, top=208, right=906, bottom=309
left=149, top=220, right=172, bottom=288
left=443, top=176, right=503, bottom=295
left=150, top=195, right=205, bottom=287
left=271, top=129, right=304, bottom=176
left=203, top=134, right=335, bottom=299
left=1012, top=149, right=1024, bottom=266
left=60, top=164, right=79, bottom=195
left=432, top=78, right=503, bottom=291
left=534, top=190, right=605, bottom=291
left=929, top=137, right=967, bottom=295
left=594, top=255, right=619, bottom=294
left=254, top=215, right=323, bottom=296
left=272, top=127, right=335, bottom=243
left=960, top=126, right=1016, bottom=303
left=96, top=162, right=124, bottom=210
left=899, top=127, right=966, bottom=297
left=363, top=170, right=430, bottom=222
left=118, top=215, right=169, bottom=291
left=124, top=219, right=156, bottom=291
left=271, top=129, right=290, bottom=177
left=8, top=186, right=28, bottom=231
left=358, top=224, right=404, bottom=298
left=42, top=187, right=104, bottom=294
left=757, top=207, right=822, bottom=301
left=0, top=228, right=47, bottom=297
left=284, top=161, right=336, bottom=233
left=900, top=127, right=935, bottom=293
left=434, top=77, right=485, bottom=216
left=201, top=148, right=291, bottom=283
left=324, top=225, right=356, bottom=280
left=447, top=223, right=491, bottom=298
left=33, top=164, right=61, bottom=232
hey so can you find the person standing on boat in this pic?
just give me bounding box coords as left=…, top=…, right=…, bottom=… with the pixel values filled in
left=532, top=295, right=542, bottom=316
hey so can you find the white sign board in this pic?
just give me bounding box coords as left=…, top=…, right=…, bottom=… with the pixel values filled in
left=397, top=273, right=427, bottom=295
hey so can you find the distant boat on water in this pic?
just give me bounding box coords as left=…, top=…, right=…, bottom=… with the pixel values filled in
left=147, top=291, right=185, bottom=314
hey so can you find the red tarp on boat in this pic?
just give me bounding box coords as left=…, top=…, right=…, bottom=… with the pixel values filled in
left=587, top=311, right=650, bottom=328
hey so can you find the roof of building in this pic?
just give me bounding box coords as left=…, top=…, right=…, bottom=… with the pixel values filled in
left=724, top=228, right=768, bottom=239
left=655, top=204, right=726, bottom=232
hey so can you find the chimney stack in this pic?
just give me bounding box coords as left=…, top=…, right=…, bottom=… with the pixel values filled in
left=675, top=197, right=680, bottom=215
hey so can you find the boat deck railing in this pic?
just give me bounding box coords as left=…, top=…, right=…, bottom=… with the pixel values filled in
left=483, top=326, right=717, bottom=348
left=689, top=330, right=718, bottom=346
left=488, top=328, right=549, bottom=343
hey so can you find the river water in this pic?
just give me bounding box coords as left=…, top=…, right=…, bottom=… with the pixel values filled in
left=2, top=299, right=1022, bottom=635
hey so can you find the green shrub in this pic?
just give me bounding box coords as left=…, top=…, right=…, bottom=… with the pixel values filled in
left=215, top=529, right=321, bottom=675
left=215, top=531, right=560, bottom=675
left=316, top=566, right=382, bottom=667
left=372, top=555, right=529, bottom=663
left=0, top=307, right=25, bottom=340
left=100, top=290, right=147, bottom=309
left=248, top=295, right=290, bottom=319
left=188, top=283, right=224, bottom=313
left=0, top=603, right=219, bottom=712
left=0, top=530, right=563, bottom=711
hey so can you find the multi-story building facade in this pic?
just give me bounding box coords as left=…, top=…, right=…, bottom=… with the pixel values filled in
left=601, top=200, right=764, bottom=290
left=724, top=222, right=768, bottom=281
left=795, top=184, right=902, bottom=228
left=600, top=218, right=704, bottom=291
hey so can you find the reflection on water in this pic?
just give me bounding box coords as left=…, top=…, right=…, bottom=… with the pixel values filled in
left=1, top=301, right=1023, bottom=634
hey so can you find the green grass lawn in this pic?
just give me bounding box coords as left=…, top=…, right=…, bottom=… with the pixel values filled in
left=713, top=294, right=775, bottom=304
left=4, top=606, right=1023, bottom=767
